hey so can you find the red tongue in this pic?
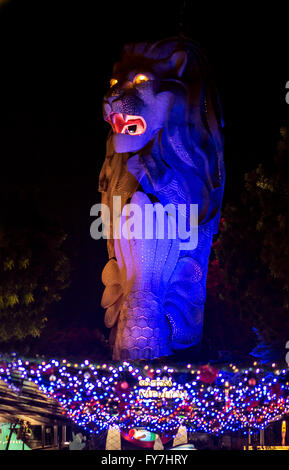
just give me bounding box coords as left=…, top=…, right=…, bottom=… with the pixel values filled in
left=114, top=114, right=125, bottom=133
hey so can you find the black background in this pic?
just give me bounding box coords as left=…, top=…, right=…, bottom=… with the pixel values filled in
left=0, top=0, right=288, bottom=342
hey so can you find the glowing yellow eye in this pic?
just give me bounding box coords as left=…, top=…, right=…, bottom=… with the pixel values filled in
left=133, top=74, right=149, bottom=85
left=110, top=78, right=118, bottom=88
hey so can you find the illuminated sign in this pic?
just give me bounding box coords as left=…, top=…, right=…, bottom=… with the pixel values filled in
left=137, top=378, right=188, bottom=399
left=139, top=378, right=173, bottom=387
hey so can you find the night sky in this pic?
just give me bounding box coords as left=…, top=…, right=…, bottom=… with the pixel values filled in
left=0, top=1, right=288, bottom=346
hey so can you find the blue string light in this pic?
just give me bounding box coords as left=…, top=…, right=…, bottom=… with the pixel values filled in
left=0, top=357, right=288, bottom=436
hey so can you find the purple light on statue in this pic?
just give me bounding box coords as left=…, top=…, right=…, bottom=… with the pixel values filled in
left=99, top=37, right=225, bottom=360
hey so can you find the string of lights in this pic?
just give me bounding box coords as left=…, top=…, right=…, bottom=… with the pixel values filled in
left=0, top=357, right=288, bottom=437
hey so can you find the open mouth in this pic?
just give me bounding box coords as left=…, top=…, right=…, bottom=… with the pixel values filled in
left=107, top=113, right=146, bottom=135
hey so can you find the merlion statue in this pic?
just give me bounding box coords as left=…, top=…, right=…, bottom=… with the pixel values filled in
left=98, top=37, right=225, bottom=360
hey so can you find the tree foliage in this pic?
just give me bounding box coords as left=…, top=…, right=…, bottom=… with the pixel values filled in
left=209, top=128, right=289, bottom=353
left=0, top=187, right=71, bottom=341
left=29, top=325, right=110, bottom=360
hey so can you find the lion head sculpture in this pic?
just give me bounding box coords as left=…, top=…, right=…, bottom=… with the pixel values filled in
left=99, top=37, right=225, bottom=360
